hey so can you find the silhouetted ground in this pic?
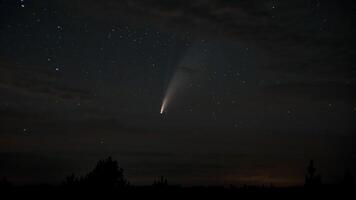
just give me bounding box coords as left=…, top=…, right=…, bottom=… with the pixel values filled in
left=1, top=183, right=355, bottom=199
left=1, top=157, right=355, bottom=199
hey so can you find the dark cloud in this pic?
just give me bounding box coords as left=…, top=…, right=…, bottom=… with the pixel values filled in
left=59, top=0, right=356, bottom=40
left=59, top=0, right=356, bottom=76
left=262, top=81, right=356, bottom=102
left=0, top=60, right=91, bottom=101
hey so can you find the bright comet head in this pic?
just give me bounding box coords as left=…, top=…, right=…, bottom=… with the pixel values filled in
left=160, top=98, right=167, bottom=114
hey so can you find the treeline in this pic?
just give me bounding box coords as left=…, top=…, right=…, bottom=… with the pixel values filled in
left=0, top=157, right=355, bottom=197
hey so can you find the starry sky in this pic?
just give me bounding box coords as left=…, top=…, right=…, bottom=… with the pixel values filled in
left=0, top=0, right=355, bottom=186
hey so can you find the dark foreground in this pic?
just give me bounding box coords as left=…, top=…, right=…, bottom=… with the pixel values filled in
left=1, top=158, right=354, bottom=198
left=1, top=184, right=355, bottom=199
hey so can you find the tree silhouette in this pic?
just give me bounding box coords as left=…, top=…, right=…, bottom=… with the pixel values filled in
left=82, top=157, right=128, bottom=189
left=304, top=160, right=321, bottom=187
left=62, top=173, right=79, bottom=188
left=63, top=157, right=128, bottom=190
left=153, top=176, right=168, bottom=188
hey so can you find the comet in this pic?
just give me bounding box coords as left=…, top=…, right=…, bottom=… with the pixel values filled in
left=159, top=42, right=206, bottom=114
left=160, top=68, right=187, bottom=114
left=160, top=98, right=166, bottom=114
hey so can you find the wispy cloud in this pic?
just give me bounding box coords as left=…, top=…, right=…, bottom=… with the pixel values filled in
left=0, top=60, right=91, bottom=101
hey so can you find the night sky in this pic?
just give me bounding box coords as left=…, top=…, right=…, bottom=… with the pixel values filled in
left=0, top=0, right=355, bottom=186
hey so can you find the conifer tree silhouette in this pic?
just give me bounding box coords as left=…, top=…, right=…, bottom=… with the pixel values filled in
left=305, top=160, right=321, bottom=187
